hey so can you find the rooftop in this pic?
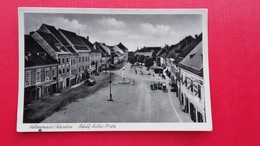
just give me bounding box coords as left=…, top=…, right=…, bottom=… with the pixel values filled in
left=58, top=29, right=90, bottom=51
left=117, top=42, right=128, bottom=52
left=179, top=40, right=203, bottom=76
left=25, top=35, right=58, bottom=67
left=174, top=33, right=202, bottom=63
left=136, top=47, right=161, bottom=53
left=79, top=36, right=100, bottom=53
left=40, top=24, right=76, bottom=54
left=36, top=31, right=69, bottom=53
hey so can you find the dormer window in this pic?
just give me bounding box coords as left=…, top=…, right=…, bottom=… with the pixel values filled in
left=55, top=43, right=63, bottom=51
left=26, top=52, right=32, bottom=62
left=190, top=54, right=195, bottom=59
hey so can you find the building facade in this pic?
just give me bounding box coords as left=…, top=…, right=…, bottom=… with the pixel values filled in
left=24, top=35, right=58, bottom=106
left=37, top=23, right=79, bottom=88
left=80, top=36, right=102, bottom=75
left=179, top=68, right=205, bottom=122
left=177, top=37, right=205, bottom=123
left=58, top=29, right=91, bottom=83
left=31, top=31, right=73, bottom=90
left=117, top=42, right=128, bottom=61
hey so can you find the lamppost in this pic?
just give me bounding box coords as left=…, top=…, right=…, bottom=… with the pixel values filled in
left=108, top=54, right=114, bottom=101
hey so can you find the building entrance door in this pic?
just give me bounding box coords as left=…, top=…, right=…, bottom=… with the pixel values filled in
left=185, top=97, right=189, bottom=113
left=51, top=83, right=56, bottom=93
left=66, top=78, right=70, bottom=88
left=190, top=103, right=196, bottom=122
left=36, top=87, right=41, bottom=100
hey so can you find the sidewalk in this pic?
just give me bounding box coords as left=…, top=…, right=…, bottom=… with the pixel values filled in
left=23, top=72, right=116, bottom=123
left=163, top=70, right=192, bottom=122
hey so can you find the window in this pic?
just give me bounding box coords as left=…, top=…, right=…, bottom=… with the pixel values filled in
left=191, top=80, right=194, bottom=92
left=83, top=57, right=84, bottom=62
left=52, top=67, right=55, bottom=77
left=197, top=111, right=203, bottom=122
left=79, top=57, right=81, bottom=62
left=62, top=58, right=65, bottom=63
left=67, top=68, right=70, bottom=73
left=198, top=84, right=201, bottom=99
left=63, top=69, right=65, bottom=74
left=45, top=68, right=49, bottom=81
left=59, top=58, right=61, bottom=64
left=79, top=68, right=81, bottom=72
left=45, top=86, right=50, bottom=94
left=25, top=71, right=31, bottom=87
left=59, top=69, right=62, bottom=74
left=67, top=57, right=69, bottom=63
left=36, top=69, right=41, bottom=84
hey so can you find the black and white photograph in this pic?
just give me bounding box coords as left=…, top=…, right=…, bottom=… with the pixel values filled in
left=17, top=8, right=212, bottom=132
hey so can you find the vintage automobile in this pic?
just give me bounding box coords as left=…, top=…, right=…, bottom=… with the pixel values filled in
left=170, top=83, right=178, bottom=92
left=162, top=83, right=168, bottom=92
left=157, top=82, right=163, bottom=90
left=150, top=82, right=158, bottom=90
left=85, top=77, right=96, bottom=86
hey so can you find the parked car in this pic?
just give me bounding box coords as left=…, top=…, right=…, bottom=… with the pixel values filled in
left=157, top=82, right=163, bottom=90
left=85, top=77, right=96, bottom=86
left=162, top=83, right=168, bottom=92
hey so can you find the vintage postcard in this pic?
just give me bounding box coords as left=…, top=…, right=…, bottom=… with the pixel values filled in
left=17, top=8, right=212, bottom=132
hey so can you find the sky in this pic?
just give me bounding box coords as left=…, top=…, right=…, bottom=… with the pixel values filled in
left=24, top=13, right=202, bottom=51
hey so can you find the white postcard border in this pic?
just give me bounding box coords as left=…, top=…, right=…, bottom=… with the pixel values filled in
left=17, top=8, right=212, bottom=132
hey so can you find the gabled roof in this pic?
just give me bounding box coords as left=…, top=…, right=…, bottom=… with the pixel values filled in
left=174, top=33, right=202, bottom=63
left=37, top=31, right=69, bottom=53
left=178, top=41, right=203, bottom=76
left=111, top=46, right=124, bottom=57
left=95, top=43, right=109, bottom=57
left=58, top=29, right=90, bottom=51
left=40, top=24, right=76, bottom=54
left=165, top=44, right=181, bottom=59
left=117, top=42, right=128, bottom=52
left=99, top=43, right=111, bottom=54
left=25, top=35, right=58, bottom=67
left=113, top=45, right=124, bottom=55
left=79, top=36, right=100, bottom=53
left=157, top=48, right=167, bottom=57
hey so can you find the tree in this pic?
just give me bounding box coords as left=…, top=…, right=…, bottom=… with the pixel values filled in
left=137, top=55, right=145, bottom=63
left=145, top=58, right=154, bottom=70
left=128, top=56, right=136, bottom=64
left=151, top=50, right=157, bottom=61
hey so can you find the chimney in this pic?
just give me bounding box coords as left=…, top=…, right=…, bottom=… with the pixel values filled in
left=86, top=36, right=89, bottom=41
left=195, top=34, right=198, bottom=39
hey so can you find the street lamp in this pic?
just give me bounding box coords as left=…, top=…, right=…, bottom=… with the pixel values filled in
left=108, top=55, right=114, bottom=102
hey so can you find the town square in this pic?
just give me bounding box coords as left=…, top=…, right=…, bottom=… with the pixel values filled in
left=22, top=12, right=206, bottom=124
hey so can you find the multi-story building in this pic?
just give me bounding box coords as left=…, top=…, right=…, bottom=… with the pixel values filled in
left=171, top=34, right=201, bottom=85
left=80, top=36, right=102, bottom=75
left=177, top=35, right=205, bottom=123
left=94, top=42, right=111, bottom=68
left=24, top=35, right=59, bottom=106
left=112, top=45, right=125, bottom=63
left=58, top=29, right=91, bottom=83
left=135, top=47, right=161, bottom=57
left=117, top=42, right=128, bottom=61
left=37, top=24, right=79, bottom=87
left=30, top=31, right=73, bottom=90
